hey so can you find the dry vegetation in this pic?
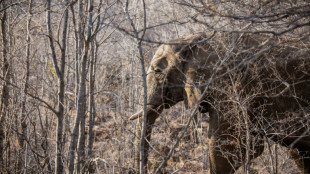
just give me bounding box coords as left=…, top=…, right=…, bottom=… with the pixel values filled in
left=0, top=0, right=309, bottom=173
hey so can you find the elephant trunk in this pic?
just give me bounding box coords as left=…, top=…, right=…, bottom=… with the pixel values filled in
left=129, top=105, right=157, bottom=120
left=132, top=105, right=163, bottom=173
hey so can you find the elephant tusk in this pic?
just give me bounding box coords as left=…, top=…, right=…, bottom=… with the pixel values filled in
left=129, top=105, right=158, bottom=120
left=129, top=110, right=144, bottom=120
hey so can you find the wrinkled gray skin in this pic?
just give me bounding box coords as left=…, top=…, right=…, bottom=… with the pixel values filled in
left=131, top=33, right=310, bottom=174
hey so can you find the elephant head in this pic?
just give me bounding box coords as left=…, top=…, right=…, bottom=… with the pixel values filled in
left=130, top=33, right=216, bottom=121
left=130, top=32, right=310, bottom=174
left=129, top=41, right=186, bottom=121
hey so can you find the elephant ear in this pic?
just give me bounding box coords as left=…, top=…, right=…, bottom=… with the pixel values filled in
left=175, top=42, right=202, bottom=108
left=172, top=48, right=201, bottom=108
left=183, top=53, right=212, bottom=113
left=171, top=33, right=212, bottom=109
left=183, top=60, right=202, bottom=108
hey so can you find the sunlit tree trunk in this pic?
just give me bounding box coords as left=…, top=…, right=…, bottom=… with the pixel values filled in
left=17, top=1, right=32, bottom=173
left=87, top=40, right=97, bottom=173
left=69, top=0, right=94, bottom=173
left=0, top=1, right=9, bottom=171
left=68, top=40, right=88, bottom=174
left=76, top=0, right=83, bottom=106
left=46, top=0, right=69, bottom=173
left=124, top=0, right=148, bottom=172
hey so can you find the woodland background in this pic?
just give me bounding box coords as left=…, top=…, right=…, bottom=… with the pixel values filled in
left=0, top=0, right=309, bottom=173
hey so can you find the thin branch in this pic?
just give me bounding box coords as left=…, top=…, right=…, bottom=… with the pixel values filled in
left=191, top=17, right=310, bottom=36
left=0, top=75, right=58, bottom=115
left=46, top=0, right=61, bottom=78
left=0, top=1, right=27, bottom=13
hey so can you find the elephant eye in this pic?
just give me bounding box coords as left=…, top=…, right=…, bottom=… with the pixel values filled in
left=154, top=68, right=162, bottom=73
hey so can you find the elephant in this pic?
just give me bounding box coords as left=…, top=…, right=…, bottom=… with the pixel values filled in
left=130, top=32, right=310, bottom=174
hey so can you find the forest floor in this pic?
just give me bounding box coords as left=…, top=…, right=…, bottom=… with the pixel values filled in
left=90, top=106, right=300, bottom=174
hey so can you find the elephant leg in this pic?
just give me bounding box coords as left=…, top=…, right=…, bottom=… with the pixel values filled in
left=208, top=109, right=264, bottom=174
left=208, top=135, right=264, bottom=174
left=302, top=154, right=310, bottom=174
left=208, top=135, right=238, bottom=174
left=289, top=149, right=310, bottom=174
left=134, top=113, right=158, bottom=173
left=208, top=108, right=239, bottom=174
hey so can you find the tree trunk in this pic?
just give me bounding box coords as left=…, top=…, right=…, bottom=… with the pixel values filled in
left=87, top=41, right=97, bottom=173
left=77, top=1, right=94, bottom=173
left=134, top=113, right=159, bottom=173
left=17, top=1, right=32, bottom=173
left=124, top=1, right=148, bottom=172
left=76, top=0, right=83, bottom=107
left=68, top=46, right=88, bottom=174
left=46, top=0, right=69, bottom=173
left=0, top=1, right=9, bottom=171
left=69, top=1, right=94, bottom=172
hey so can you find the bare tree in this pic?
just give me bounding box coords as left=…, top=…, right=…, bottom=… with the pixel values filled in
left=68, top=0, right=97, bottom=173
left=17, top=1, right=32, bottom=173
left=86, top=40, right=97, bottom=173
left=0, top=0, right=9, bottom=171
left=123, top=0, right=149, bottom=173
left=46, top=0, right=70, bottom=173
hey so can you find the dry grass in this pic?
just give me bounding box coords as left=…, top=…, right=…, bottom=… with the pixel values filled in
left=90, top=103, right=301, bottom=173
